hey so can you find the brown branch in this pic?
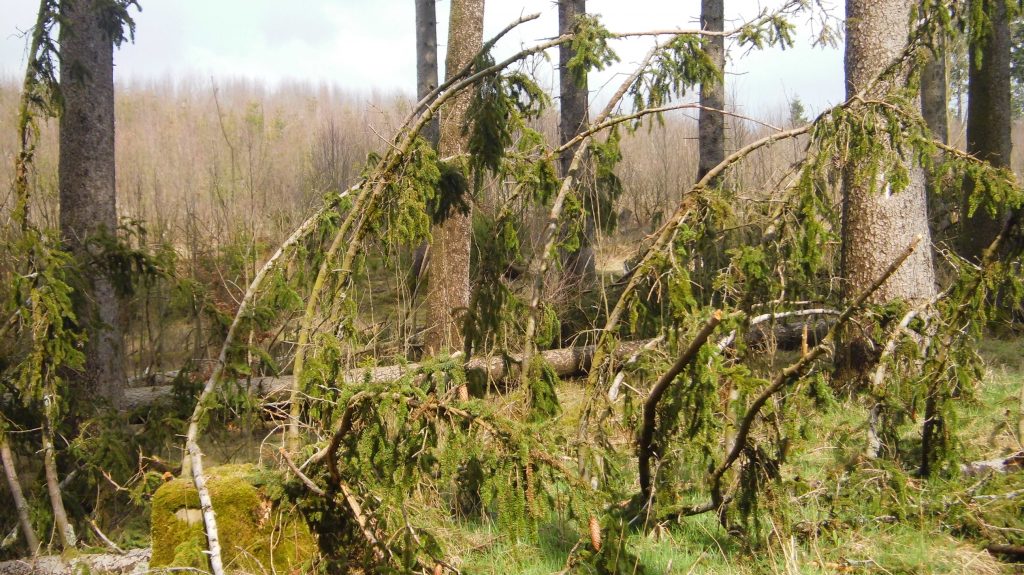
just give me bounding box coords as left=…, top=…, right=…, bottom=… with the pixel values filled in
left=638, top=311, right=724, bottom=502
left=0, top=432, right=38, bottom=555
left=279, top=447, right=325, bottom=497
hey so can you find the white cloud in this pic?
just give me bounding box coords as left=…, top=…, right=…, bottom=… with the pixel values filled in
left=0, top=0, right=845, bottom=115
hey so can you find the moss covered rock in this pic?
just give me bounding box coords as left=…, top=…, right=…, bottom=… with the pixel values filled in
left=151, top=464, right=315, bottom=573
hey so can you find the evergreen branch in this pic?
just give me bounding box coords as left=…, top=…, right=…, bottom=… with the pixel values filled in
left=13, top=0, right=59, bottom=232
left=707, top=235, right=923, bottom=510
left=638, top=310, right=724, bottom=502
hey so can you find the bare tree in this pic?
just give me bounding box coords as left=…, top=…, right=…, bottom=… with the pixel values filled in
left=960, top=0, right=1012, bottom=261
left=58, top=0, right=126, bottom=405
left=423, top=0, right=485, bottom=354
left=839, top=0, right=937, bottom=374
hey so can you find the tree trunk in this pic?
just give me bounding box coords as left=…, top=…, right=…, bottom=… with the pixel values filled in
left=41, top=423, right=76, bottom=550
left=697, top=0, right=726, bottom=183
left=59, top=0, right=126, bottom=406
left=411, top=0, right=440, bottom=291
left=416, top=0, right=440, bottom=148
left=423, top=0, right=485, bottom=354
left=920, top=35, right=950, bottom=229
left=0, top=433, right=39, bottom=555
left=839, top=0, right=937, bottom=378
left=558, top=0, right=596, bottom=283
left=960, top=0, right=1012, bottom=261
left=921, top=41, right=949, bottom=145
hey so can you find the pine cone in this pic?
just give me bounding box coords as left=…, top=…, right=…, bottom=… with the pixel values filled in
left=588, top=515, right=602, bottom=551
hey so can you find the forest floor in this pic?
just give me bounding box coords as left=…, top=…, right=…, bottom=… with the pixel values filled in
left=427, top=338, right=1024, bottom=574
left=177, top=336, right=1024, bottom=574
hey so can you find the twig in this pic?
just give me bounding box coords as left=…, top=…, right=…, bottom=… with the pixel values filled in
left=88, top=519, right=124, bottom=555
left=278, top=447, right=324, bottom=496
left=337, top=482, right=386, bottom=563
left=182, top=188, right=352, bottom=476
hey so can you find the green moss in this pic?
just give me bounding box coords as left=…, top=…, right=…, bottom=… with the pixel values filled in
left=151, top=464, right=315, bottom=573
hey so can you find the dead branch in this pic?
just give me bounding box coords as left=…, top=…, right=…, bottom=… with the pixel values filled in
left=0, top=433, right=38, bottom=555
left=187, top=442, right=225, bottom=575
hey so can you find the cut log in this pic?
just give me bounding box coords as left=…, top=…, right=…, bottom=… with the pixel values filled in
left=0, top=548, right=149, bottom=575
left=122, top=340, right=656, bottom=412
left=961, top=451, right=1024, bottom=477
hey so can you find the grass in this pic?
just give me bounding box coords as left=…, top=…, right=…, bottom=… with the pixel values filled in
left=439, top=340, right=1024, bottom=574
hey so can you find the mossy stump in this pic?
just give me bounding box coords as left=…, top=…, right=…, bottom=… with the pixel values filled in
left=151, top=464, right=315, bottom=573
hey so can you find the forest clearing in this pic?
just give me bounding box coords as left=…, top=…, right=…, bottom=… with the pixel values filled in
left=1, top=0, right=1023, bottom=573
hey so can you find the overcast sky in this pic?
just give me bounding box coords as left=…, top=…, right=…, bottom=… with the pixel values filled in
left=0, top=1, right=846, bottom=118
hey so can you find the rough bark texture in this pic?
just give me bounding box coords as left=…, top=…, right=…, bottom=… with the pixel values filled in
left=59, top=0, right=126, bottom=405
left=416, top=0, right=441, bottom=148
left=839, top=0, right=937, bottom=381
left=0, top=435, right=39, bottom=555
left=841, top=0, right=936, bottom=304
left=697, top=0, right=726, bottom=182
left=961, top=0, right=1012, bottom=261
left=423, top=0, right=484, bottom=354
left=558, top=0, right=596, bottom=282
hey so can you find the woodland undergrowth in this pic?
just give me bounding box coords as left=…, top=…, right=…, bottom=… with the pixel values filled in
left=1, top=1, right=1023, bottom=574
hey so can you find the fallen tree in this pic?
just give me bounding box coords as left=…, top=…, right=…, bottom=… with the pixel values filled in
left=0, top=549, right=149, bottom=575
left=122, top=339, right=657, bottom=412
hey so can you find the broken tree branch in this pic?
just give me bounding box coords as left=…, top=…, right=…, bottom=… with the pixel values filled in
left=638, top=311, right=724, bottom=502
left=708, top=235, right=922, bottom=511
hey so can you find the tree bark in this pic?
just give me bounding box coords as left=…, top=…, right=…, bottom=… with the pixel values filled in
left=59, top=0, right=126, bottom=406
left=920, top=34, right=950, bottom=229
left=0, top=433, right=39, bottom=556
left=921, top=40, right=949, bottom=145
left=839, top=0, right=937, bottom=378
left=558, top=0, right=596, bottom=283
left=41, top=423, right=75, bottom=550
left=697, top=0, right=726, bottom=183
left=423, top=0, right=485, bottom=354
left=416, top=0, right=441, bottom=148
left=960, top=0, right=1012, bottom=261
left=0, top=549, right=150, bottom=575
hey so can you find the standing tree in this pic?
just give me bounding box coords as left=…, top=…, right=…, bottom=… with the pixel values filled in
left=410, top=0, right=440, bottom=290
left=697, top=0, right=725, bottom=182
left=423, top=0, right=485, bottom=354
left=839, top=0, right=936, bottom=376
left=59, top=0, right=127, bottom=405
left=960, top=0, right=1012, bottom=261
left=416, top=0, right=440, bottom=148
left=558, top=0, right=596, bottom=283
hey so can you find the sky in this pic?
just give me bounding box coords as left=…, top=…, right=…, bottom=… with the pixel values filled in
left=0, top=0, right=846, bottom=118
